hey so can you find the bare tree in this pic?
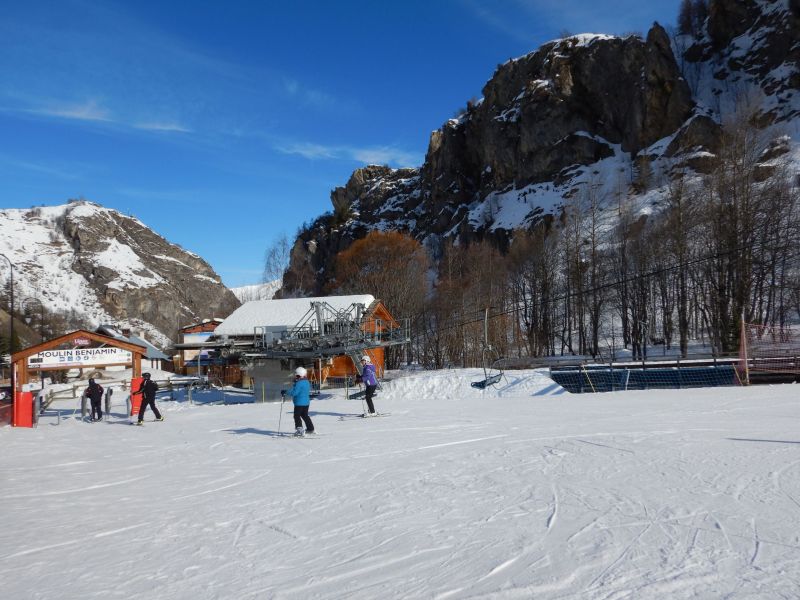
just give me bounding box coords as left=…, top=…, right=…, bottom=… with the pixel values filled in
left=262, top=233, right=291, bottom=286
left=659, top=176, right=699, bottom=356
left=678, top=0, right=694, bottom=36
left=692, top=0, right=708, bottom=32
left=507, top=224, right=558, bottom=357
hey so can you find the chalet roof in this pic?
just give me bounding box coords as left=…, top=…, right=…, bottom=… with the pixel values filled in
left=128, top=336, right=170, bottom=361
left=214, top=294, right=376, bottom=338
left=11, top=329, right=147, bottom=363
left=180, top=318, right=224, bottom=331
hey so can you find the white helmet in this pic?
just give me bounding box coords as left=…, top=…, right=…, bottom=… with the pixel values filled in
left=361, top=355, right=371, bottom=364
left=295, top=366, right=307, bottom=377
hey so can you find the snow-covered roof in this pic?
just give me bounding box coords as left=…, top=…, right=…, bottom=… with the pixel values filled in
left=214, top=295, right=376, bottom=337
left=95, top=325, right=169, bottom=361
left=128, top=336, right=170, bottom=361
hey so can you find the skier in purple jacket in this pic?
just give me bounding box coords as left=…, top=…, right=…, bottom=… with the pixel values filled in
left=359, top=355, right=379, bottom=415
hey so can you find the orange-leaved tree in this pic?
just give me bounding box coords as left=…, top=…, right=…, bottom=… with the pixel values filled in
left=332, top=231, right=428, bottom=320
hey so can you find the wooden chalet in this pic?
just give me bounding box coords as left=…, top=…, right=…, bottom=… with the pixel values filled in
left=211, top=295, right=405, bottom=399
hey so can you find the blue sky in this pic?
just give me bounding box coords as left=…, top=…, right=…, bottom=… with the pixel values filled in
left=0, top=0, right=681, bottom=287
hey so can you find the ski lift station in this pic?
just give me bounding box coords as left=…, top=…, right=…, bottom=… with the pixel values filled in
left=187, top=295, right=409, bottom=401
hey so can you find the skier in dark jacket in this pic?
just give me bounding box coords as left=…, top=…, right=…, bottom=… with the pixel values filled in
left=359, top=355, right=379, bottom=416
left=86, top=378, right=104, bottom=421
left=135, top=372, right=163, bottom=425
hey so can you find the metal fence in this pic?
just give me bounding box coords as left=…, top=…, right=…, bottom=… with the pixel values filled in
left=550, top=364, right=741, bottom=394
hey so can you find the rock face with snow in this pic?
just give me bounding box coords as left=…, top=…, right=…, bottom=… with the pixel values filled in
left=684, top=0, right=799, bottom=124
left=230, top=280, right=281, bottom=302
left=0, top=201, right=239, bottom=345
left=284, top=0, right=799, bottom=295
left=435, top=26, right=692, bottom=192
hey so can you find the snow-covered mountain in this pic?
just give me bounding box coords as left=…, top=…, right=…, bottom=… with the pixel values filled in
left=283, top=0, right=800, bottom=295
left=230, top=280, right=281, bottom=303
left=0, top=200, right=240, bottom=346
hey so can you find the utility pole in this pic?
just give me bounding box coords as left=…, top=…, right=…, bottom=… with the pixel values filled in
left=0, top=254, right=14, bottom=404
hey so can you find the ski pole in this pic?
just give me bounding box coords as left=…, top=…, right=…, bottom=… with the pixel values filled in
left=278, top=391, right=286, bottom=435
left=358, top=384, right=367, bottom=414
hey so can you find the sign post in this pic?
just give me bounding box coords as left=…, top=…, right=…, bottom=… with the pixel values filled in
left=129, top=377, right=144, bottom=420
left=13, top=391, right=33, bottom=427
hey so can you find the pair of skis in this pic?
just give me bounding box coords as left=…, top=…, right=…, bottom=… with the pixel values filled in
left=338, top=412, right=391, bottom=421
left=280, top=432, right=326, bottom=439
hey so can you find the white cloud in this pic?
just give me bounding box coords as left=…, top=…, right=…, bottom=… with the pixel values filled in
left=134, top=121, right=192, bottom=133
left=30, top=99, right=114, bottom=123
left=0, top=155, right=82, bottom=180
left=350, top=146, right=420, bottom=168
left=277, top=140, right=421, bottom=168
left=460, top=0, right=537, bottom=44
left=277, top=142, right=338, bottom=160
left=282, top=78, right=338, bottom=110
left=283, top=79, right=300, bottom=95
left=12, top=95, right=193, bottom=136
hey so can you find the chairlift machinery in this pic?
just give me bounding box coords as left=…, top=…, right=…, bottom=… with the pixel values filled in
left=235, top=301, right=410, bottom=376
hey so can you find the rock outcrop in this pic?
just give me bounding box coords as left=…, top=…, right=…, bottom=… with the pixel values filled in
left=283, top=0, right=799, bottom=296
left=685, top=0, right=800, bottom=124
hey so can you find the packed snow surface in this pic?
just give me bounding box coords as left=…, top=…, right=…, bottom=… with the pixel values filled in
left=1, top=369, right=799, bottom=599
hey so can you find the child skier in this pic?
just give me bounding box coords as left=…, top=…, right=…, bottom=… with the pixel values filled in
left=284, top=367, right=315, bottom=436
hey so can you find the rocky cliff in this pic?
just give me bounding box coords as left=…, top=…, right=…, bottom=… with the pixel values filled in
left=0, top=200, right=240, bottom=346
left=683, top=0, right=799, bottom=124
left=283, top=0, right=798, bottom=295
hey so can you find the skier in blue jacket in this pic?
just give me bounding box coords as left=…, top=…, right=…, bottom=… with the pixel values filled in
left=359, top=355, right=379, bottom=416
left=284, top=367, right=315, bottom=436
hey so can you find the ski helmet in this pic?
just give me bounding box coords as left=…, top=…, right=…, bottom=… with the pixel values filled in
left=361, top=355, right=371, bottom=364
left=142, top=373, right=151, bottom=379
left=295, top=367, right=307, bottom=377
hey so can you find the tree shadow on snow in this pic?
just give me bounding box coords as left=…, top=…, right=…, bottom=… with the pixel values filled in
left=727, top=437, right=800, bottom=445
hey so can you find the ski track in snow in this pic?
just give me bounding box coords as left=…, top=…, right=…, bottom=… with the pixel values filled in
left=1, top=372, right=800, bottom=599
left=0, top=475, right=149, bottom=499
